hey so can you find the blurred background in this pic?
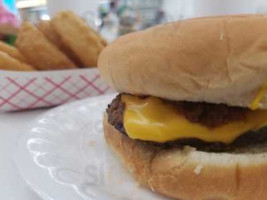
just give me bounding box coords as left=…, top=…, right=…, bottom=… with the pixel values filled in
left=2, top=0, right=267, bottom=42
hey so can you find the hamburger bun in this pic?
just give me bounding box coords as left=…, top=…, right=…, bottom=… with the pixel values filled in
left=100, top=14, right=267, bottom=200
left=104, top=114, right=267, bottom=200
left=98, top=15, right=267, bottom=109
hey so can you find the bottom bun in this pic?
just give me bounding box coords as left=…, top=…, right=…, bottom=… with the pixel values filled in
left=103, top=114, right=267, bottom=200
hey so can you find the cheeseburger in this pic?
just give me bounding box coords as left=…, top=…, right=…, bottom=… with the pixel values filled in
left=98, top=15, right=267, bottom=200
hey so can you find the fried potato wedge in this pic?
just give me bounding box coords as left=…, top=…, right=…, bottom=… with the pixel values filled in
left=90, top=28, right=108, bottom=47
left=37, top=20, right=64, bottom=51
left=16, top=22, right=77, bottom=70
left=38, top=20, right=84, bottom=67
left=0, top=41, right=28, bottom=63
left=0, top=51, right=35, bottom=71
left=52, top=11, right=104, bottom=67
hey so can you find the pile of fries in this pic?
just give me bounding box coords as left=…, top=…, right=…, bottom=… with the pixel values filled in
left=0, top=11, right=107, bottom=71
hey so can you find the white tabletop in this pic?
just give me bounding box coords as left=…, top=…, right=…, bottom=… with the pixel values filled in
left=0, top=109, right=48, bottom=200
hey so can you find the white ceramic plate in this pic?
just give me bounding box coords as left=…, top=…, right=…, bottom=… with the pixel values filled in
left=15, top=95, right=170, bottom=200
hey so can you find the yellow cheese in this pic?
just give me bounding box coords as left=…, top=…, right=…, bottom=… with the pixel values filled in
left=122, top=95, right=267, bottom=144
left=250, top=80, right=267, bottom=110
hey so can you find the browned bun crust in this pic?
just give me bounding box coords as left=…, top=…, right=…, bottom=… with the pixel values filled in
left=99, top=15, right=267, bottom=109
left=104, top=114, right=267, bottom=200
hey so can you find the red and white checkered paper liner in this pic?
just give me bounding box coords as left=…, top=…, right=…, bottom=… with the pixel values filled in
left=0, top=68, right=114, bottom=111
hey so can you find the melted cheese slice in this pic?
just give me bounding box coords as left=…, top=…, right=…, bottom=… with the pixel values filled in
left=250, top=80, right=267, bottom=110
left=122, top=95, right=267, bottom=144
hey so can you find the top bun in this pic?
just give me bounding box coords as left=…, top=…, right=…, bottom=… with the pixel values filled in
left=98, top=15, right=267, bottom=109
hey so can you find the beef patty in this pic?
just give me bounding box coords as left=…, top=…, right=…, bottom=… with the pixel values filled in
left=106, top=94, right=267, bottom=152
